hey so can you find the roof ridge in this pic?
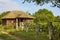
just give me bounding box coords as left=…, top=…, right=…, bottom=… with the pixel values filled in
left=2, top=10, right=34, bottom=19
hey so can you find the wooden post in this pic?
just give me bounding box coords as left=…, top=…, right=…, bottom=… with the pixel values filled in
left=16, top=18, right=18, bottom=30
left=35, top=23, right=39, bottom=35
left=48, top=22, right=53, bottom=40
left=21, top=22, right=24, bottom=31
left=26, top=23, right=29, bottom=32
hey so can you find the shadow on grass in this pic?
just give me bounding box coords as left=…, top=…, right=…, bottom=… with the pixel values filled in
left=0, top=34, right=16, bottom=40
left=10, top=31, right=49, bottom=40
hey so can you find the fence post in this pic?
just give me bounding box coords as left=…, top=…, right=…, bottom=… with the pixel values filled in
left=48, top=22, right=54, bottom=40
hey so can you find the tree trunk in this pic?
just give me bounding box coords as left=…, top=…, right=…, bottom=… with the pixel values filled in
left=48, top=22, right=53, bottom=40
left=35, top=23, right=39, bottom=35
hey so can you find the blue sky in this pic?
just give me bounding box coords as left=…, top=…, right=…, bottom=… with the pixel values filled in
left=0, top=0, right=60, bottom=16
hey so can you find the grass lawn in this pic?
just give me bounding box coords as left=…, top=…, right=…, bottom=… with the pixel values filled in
left=10, top=31, right=49, bottom=40
left=0, top=26, right=49, bottom=40
left=0, top=33, right=16, bottom=40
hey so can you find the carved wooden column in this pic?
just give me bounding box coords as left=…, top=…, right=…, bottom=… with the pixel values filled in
left=16, top=18, right=18, bottom=30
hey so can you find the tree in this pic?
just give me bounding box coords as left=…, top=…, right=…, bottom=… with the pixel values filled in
left=26, top=11, right=31, bottom=15
left=55, top=16, right=60, bottom=22
left=23, top=0, right=60, bottom=8
left=0, top=11, right=10, bottom=18
left=33, top=9, right=54, bottom=23
left=0, top=11, right=10, bottom=24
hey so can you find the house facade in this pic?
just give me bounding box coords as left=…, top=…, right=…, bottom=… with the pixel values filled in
left=2, top=11, right=34, bottom=28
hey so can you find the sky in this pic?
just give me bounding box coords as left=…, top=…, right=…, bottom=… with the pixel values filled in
left=0, top=0, right=60, bottom=16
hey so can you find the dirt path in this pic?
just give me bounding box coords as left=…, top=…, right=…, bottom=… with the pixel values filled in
left=0, top=38, right=3, bottom=40
left=1, top=31, right=22, bottom=40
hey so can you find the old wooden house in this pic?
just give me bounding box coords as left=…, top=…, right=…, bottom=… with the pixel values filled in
left=2, top=11, right=34, bottom=28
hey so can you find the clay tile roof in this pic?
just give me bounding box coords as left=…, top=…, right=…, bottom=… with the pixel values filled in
left=2, top=11, right=34, bottom=19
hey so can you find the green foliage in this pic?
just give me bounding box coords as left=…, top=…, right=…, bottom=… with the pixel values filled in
left=54, top=16, right=60, bottom=22
left=0, top=25, right=17, bottom=33
left=26, top=11, right=31, bottom=15
left=0, top=11, right=10, bottom=24
left=0, top=34, right=16, bottom=40
left=0, top=11, right=10, bottom=18
left=52, top=22, right=60, bottom=40
left=0, top=9, right=60, bottom=40
left=28, top=22, right=35, bottom=31
left=24, top=22, right=35, bottom=31
left=33, top=9, right=54, bottom=23
left=10, top=31, right=49, bottom=40
left=23, top=0, right=60, bottom=8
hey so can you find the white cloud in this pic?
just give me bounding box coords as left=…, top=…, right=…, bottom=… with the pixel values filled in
left=0, top=0, right=25, bottom=13
left=0, top=0, right=10, bottom=2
